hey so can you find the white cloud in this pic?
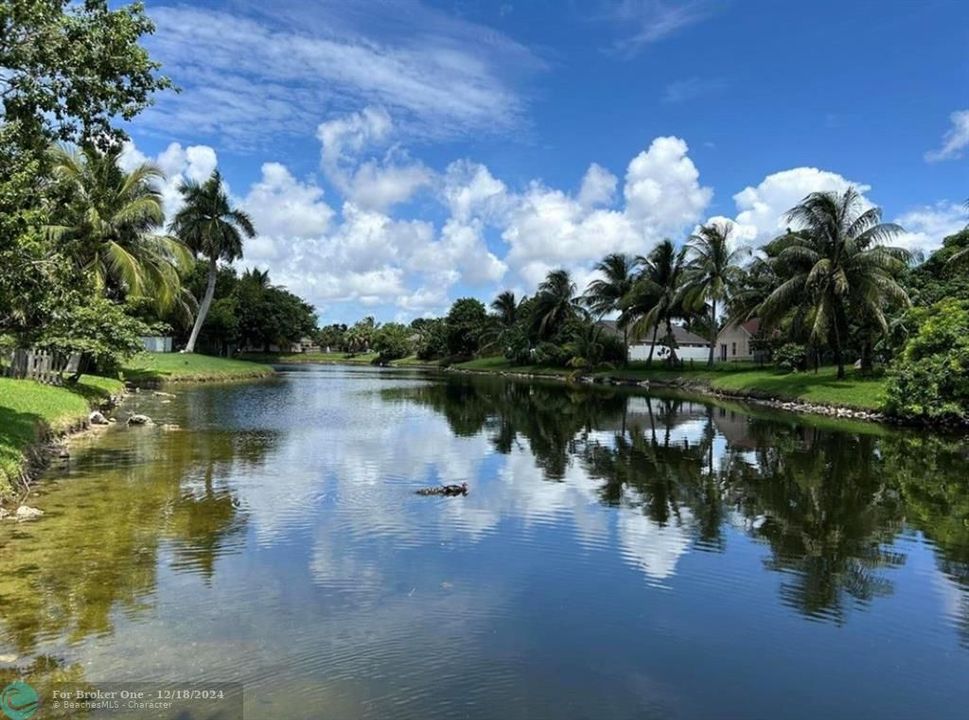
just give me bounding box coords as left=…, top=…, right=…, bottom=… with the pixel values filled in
left=624, top=136, right=713, bottom=233
left=441, top=160, right=511, bottom=222
left=140, top=2, right=540, bottom=147
left=243, top=163, right=334, bottom=239
left=893, top=202, right=968, bottom=255
left=925, top=109, right=969, bottom=162
left=578, top=163, right=618, bottom=209
left=608, top=0, right=714, bottom=58
left=120, top=140, right=219, bottom=220
left=728, top=167, right=870, bottom=246
left=317, top=107, right=433, bottom=212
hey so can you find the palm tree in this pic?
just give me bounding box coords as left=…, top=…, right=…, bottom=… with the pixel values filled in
left=532, top=269, right=583, bottom=340
left=684, top=222, right=749, bottom=366
left=490, top=290, right=519, bottom=327
left=582, top=253, right=639, bottom=360
left=46, top=145, right=191, bottom=311
left=759, top=188, right=910, bottom=379
left=172, top=171, right=256, bottom=353
left=621, top=240, right=688, bottom=365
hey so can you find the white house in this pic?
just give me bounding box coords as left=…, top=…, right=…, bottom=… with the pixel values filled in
left=715, top=319, right=764, bottom=362
left=598, top=320, right=712, bottom=362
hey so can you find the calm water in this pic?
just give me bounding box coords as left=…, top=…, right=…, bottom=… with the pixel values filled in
left=2, top=365, right=969, bottom=719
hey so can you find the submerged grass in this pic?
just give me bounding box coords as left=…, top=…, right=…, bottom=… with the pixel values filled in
left=0, top=375, right=124, bottom=495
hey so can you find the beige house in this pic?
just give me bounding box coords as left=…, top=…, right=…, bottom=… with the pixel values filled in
left=715, top=319, right=762, bottom=362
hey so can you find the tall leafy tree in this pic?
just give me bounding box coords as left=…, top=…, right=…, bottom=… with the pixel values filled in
left=622, top=240, right=688, bottom=364
left=0, top=0, right=171, bottom=153
left=46, top=144, right=190, bottom=311
left=583, top=253, right=639, bottom=358
left=171, top=171, right=256, bottom=353
left=759, top=188, right=910, bottom=378
left=684, top=222, right=749, bottom=366
left=532, top=269, right=583, bottom=340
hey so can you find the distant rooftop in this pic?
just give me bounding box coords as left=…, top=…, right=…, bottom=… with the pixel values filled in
left=597, top=320, right=710, bottom=347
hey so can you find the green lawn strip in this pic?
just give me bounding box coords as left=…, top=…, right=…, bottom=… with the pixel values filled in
left=122, top=352, right=274, bottom=383
left=238, top=351, right=379, bottom=366
left=0, top=375, right=124, bottom=493
left=456, top=356, right=888, bottom=411
left=708, top=367, right=887, bottom=410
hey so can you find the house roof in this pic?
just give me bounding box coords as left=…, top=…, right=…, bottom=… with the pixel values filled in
left=720, top=318, right=762, bottom=337
left=596, top=320, right=711, bottom=347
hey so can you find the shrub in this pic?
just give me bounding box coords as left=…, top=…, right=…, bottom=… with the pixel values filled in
left=773, top=343, right=807, bottom=373
left=886, top=299, right=969, bottom=420
left=39, top=297, right=158, bottom=374
left=372, top=323, right=413, bottom=363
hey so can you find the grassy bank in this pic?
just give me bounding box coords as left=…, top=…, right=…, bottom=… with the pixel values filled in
left=239, top=351, right=379, bottom=365
left=122, top=352, right=275, bottom=384
left=238, top=352, right=439, bottom=369
left=0, top=375, right=124, bottom=495
left=453, top=357, right=888, bottom=411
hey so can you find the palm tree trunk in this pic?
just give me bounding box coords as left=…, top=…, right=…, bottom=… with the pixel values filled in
left=622, top=326, right=628, bottom=366
left=665, top=318, right=678, bottom=364
left=185, top=259, right=217, bottom=353
left=832, top=318, right=845, bottom=380
left=646, top=324, right=659, bottom=365
left=707, top=299, right=717, bottom=367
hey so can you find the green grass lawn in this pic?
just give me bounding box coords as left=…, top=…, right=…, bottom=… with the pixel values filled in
left=122, top=352, right=274, bottom=383
left=0, top=375, right=124, bottom=494
left=455, top=356, right=888, bottom=410
left=709, top=366, right=887, bottom=410
left=238, top=351, right=379, bottom=365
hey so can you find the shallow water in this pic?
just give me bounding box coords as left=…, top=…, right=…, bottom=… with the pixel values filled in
left=2, top=364, right=969, bottom=718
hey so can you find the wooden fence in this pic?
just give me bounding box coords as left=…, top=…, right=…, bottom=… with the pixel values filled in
left=1, top=349, right=83, bottom=384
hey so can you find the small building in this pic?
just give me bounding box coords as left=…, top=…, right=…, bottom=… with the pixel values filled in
left=598, top=320, right=712, bottom=362
left=715, top=319, right=763, bottom=362
left=140, top=336, right=173, bottom=353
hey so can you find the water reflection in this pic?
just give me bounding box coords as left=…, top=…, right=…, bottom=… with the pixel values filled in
left=392, top=374, right=969, bottom=625
left=0, top=367, right=967, bottom=719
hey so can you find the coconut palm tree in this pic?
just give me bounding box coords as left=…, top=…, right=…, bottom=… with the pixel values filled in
left=759, top=188, right=910, bottom=378
left=490, top=290, right=519, bottom=327
left=621, top=240, right=688, bottom=365
left=582, top=253, right=639, bottom=359
left=46, top=144, right=191, bottom=311
left=532, top=269, right=583, bottom=340
left=172, top=171, right=256, bottom=353
left=683, top=222, right=749, bottom=366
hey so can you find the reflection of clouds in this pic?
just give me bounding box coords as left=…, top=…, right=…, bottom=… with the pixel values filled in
left=617, top=496, right=694, bottom=584
left=234, top=371, right=728, bottom=585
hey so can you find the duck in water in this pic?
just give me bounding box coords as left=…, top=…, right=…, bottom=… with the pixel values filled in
left=416, top=482, right=469, bottom=496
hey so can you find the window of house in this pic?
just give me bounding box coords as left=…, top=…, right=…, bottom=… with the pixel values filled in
left=732, top=342, right=736, bottom=356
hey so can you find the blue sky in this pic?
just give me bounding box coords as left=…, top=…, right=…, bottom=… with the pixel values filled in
left=121, top=0, right=969, bottom=324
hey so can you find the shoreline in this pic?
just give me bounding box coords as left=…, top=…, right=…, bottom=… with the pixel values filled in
left=443, top=365, right=962, bottom=430
left=0, top=380, right=127, bottom=502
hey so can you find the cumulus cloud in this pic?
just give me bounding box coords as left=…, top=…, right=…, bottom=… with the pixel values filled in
left=577, top=163, right=618, bottom=209
left=925, top=109, right=969, bottom=162
left=893, top=202, right=968, bottom=255
left=624, top=136, right=713, bottom=232
left=243, top=163, right=335, bottom=239
left=726, top=167, right=870, bottom=246
left=317, top=107, right=433, bottom=212
left=120, top=140, right=219, bottom=220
